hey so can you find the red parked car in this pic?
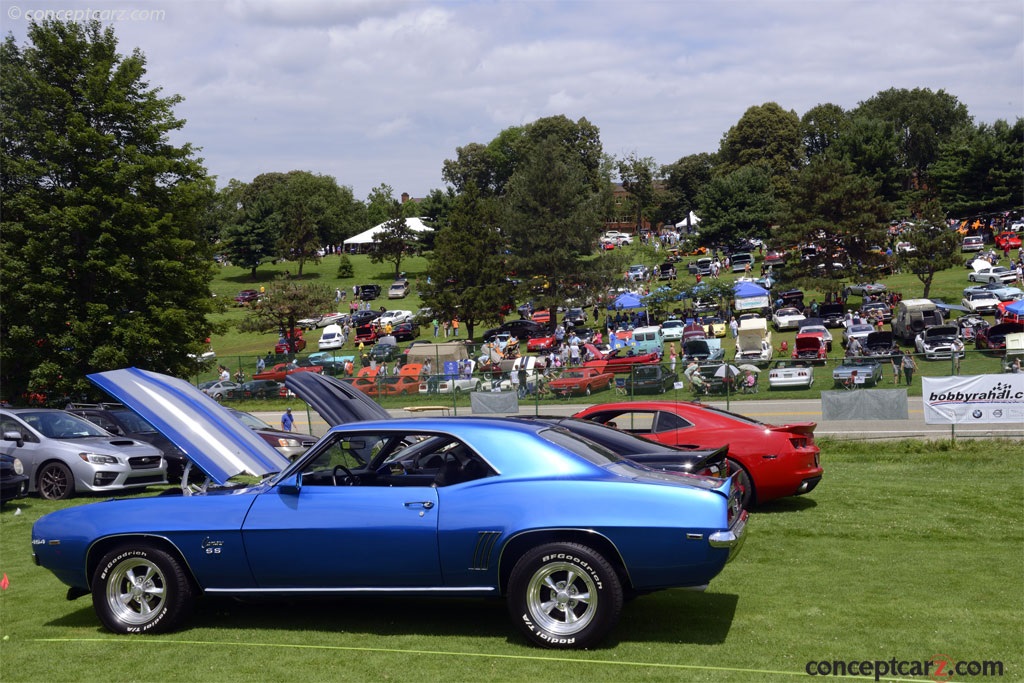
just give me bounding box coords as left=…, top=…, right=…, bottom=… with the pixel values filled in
left=573, top=401, right=822, bottom=507
left=994, top=231, right=1022, bottom=250
left=582, top=344, right=661, bottom=374
left=252, top=362, right=322, bottom=383
left=793, top=332, right=829, bottom=363
left=548, top=367, right=615, bottom=397
left=526, top=333, right=558, bottom=352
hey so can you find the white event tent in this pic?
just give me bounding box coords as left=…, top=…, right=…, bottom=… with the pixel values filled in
left=343, top=217, right=434, bottom=248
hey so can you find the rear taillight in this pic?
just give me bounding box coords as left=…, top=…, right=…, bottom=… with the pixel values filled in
left=727, top=487, right=743, bottom=524
left=790, top=437, right=809, bottom=449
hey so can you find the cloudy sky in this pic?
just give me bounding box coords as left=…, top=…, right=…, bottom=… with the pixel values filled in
left=5, top=0, right=1022, bottom=201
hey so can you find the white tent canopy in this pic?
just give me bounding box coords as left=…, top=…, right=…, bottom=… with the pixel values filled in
left=674, top=211, right=701, bottom=230
left=343, top=217, right=433, bottom=245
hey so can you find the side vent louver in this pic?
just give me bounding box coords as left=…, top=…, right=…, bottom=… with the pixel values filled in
left=471, top=531, right=501, bottom=570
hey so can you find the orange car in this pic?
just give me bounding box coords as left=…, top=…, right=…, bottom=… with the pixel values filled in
left=380, top=364, right=424, bottom=396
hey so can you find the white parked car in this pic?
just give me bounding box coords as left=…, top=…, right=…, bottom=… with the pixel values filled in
left=772, top=307, right=806, bottom=331
left=968, top=265, right=1016, bottom=284
left=767, top=360, right=815, bottom=390
left=317, top=324, right=345, bottom=350
left=914, top=325, right=965, bottom=360
left=961, top=291, right=1000, bottom=314
left=660, top=319, right=685, bottom=342
left=378, top=310, right=414, bottom=327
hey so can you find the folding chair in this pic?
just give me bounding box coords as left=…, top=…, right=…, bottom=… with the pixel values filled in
left=614, top=377, right=628, bottom=395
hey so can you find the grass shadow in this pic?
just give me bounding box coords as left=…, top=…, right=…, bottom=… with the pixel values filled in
left=750, top=496, right=819, bottom=515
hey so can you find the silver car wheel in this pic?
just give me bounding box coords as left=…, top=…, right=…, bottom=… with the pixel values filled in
left=525, top=560, right=598, bottom=636
left=104, top=556, right=167, bottom=626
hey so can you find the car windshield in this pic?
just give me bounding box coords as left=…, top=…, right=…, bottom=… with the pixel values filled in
left=20, top=411, right=110, bottom=439
left=110, top=409, right=159, bottom=434
left=230, top=410, right=273, bottom=431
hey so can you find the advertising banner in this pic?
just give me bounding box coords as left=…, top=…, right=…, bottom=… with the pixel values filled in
left=922, top=374, right=1024, bottom=425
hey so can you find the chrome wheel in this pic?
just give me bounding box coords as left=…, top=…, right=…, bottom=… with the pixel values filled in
left=104, top=556, right=167, bottom=626
left=524, top=560, right=598, bottom=636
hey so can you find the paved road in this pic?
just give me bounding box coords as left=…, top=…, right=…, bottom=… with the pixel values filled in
left=259, top=396, right=1023, bottom=441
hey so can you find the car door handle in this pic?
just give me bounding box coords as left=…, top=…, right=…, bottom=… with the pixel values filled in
left=405, top=500, right=434, bottom=509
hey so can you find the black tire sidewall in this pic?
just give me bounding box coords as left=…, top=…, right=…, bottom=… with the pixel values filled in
left=507, top=542, right=623, bottom=649
left=92, top=544, right=192, bottom=634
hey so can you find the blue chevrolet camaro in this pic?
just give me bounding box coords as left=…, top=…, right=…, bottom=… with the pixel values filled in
left=32, top=368, right=747, bottom=649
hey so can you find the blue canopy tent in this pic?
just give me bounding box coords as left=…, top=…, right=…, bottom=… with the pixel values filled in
left=1006, top=299, right=1024, bottom=316
left=608, top=291, right=645, bottom=309
left=734, top=281, right=770, bottom=312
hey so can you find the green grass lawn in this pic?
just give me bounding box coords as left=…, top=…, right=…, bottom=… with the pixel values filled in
left=1, top=439, right=1020, bottom=682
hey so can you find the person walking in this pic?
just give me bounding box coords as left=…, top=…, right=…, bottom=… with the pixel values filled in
left=280, top=407, right=294, bottom=432
left=901, top=351, right=917, bottom=386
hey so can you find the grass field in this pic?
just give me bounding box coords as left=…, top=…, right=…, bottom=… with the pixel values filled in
left=1, top=439, right=1021, bottom=682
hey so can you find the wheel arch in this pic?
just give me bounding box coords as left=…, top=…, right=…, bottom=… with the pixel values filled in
left=86, top=534, right=199, bottom=593
left=497, top=529, right=631, bottom=596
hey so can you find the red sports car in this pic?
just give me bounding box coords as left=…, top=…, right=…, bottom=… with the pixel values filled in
left=994, top=231, right=1022, bottom=250
left=582, top=344, right=660, bottom=374
left=526, top=333, right=558, bottom=352
left=573, top=401, right=822, bottom=507
left=548, top=367, right=615, bottom=397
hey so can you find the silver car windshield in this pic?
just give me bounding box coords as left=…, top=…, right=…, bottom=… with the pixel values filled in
left=19, top=411, right=110, bottom=439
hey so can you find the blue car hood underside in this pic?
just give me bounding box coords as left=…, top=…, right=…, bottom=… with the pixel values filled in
left=88, top=368, right=290, bottom=484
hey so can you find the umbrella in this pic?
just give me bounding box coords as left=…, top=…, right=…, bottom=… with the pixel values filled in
left=714, top=364, right=742, bottom=379
left=738, top=364, right=762, bottom=374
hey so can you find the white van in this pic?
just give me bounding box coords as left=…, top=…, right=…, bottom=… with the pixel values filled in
left=631, top=326, right=664, bottom=356
left=318, top=324, right=345, bottom=350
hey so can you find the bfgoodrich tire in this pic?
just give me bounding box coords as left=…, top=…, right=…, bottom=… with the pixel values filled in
left=92, top=544, right=194, bottom=634
left=507, top=542, right=623, bottom=649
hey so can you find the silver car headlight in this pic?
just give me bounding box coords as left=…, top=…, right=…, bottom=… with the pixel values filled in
left=275, top=438, right=302, bottom=448
left=11, top=457, right=24, bottom=475
left=79, top=452, right=119, bottom=465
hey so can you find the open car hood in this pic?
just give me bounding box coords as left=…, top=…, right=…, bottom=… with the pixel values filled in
left=285, top=371, right=392, bottom=426
left=88, top=368, right=289, bottom=485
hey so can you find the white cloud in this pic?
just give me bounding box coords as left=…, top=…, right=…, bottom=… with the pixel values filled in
left=5, top=0, right=1022, bottom=200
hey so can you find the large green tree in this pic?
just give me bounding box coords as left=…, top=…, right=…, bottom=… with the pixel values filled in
left=774, top=157, right=890, bottom=293
left=420, top=184, right=510, bottom=339
left=0, top=20, right=216, bottom=402
left=695, top=164, right=776, bottom=246
left=616, top=153, right=659, bottom=231
left=369, top=217, right=420, bottom=279
left=238, top=277, right=334, bottom=355
left=930, top=119, right=1024, bottom=217
left=500, top=135, right=606, bottom=317
left=717, top=102, right=803, bottom=195
left=659, top=152, right=715, bottom=230
left=896, top=199, right=961, bottom=298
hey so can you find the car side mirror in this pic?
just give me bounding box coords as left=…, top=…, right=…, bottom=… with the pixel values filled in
left=276, top=472, right=302, bottom=495
left=2, top=430, right=24, bottom=448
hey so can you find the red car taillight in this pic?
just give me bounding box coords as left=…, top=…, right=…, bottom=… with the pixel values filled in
left=790, top=437, right=809, bottom=449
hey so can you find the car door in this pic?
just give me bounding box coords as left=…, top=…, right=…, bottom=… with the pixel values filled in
left=241, top=430, right=442, bottom=588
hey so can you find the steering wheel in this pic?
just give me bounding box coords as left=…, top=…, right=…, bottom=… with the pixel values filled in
left=332, top=464, right=359, bottom=486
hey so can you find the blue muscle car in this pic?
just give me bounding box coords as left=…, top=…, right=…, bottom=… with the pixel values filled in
left=32, top=367, right=747, bottom=649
